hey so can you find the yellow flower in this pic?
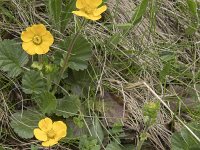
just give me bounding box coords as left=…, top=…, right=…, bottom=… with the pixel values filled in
left=33, top=118, right=67, bottom=147
left=21, top=24, right=54, bottom=55
left=72, top=0, right=107, bottom=21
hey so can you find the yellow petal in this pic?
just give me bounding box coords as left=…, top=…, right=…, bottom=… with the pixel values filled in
left=93, top=5, right=107, bottom=16
left=34, top=128, right=48, bottom=141
left=86, top=0, right=102, bottom=7
left=35, top=44, right=50, bottom=55
left=21, top=27, right=35, bottom=42
left=31, top=24, right=47, bottom=36
left=87, top=14, right=101, bottom=21
left=39, top=118, right=53, bottom=132
left=22, top=42, right=36, bottom=55
left=72, top=10, right=89, bottom=18
left=76, top=0, right=85, bottom=9
left=52, top=121, right=67, bottom=140
left=42, top=139, right=58, bottom=147
left=42, top=31, right=54, bottom=46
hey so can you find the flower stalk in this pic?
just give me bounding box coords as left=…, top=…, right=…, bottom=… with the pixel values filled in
left=52, top=19, right=87, bottom=94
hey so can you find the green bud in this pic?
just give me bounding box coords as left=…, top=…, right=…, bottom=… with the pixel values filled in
left=31, top=62, right=43, bottom=70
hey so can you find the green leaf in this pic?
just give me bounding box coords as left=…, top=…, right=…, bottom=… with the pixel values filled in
left=35, top=91, right=57, bottom=114
left=56, top=95, right=81, bottom=118
left=187, top=0, right=198, bottom=17
left=171, top=122, right=200, bottom=150
left=79, top=135, right=101, bottom=150
left=60, top=35, right=92, bottom=71
left=131, top=0, right=149, bottom=26
left=22, top=70, right=46, bottom=94
left=61, top=0, right=76, bottom=31
left=0, top=146, right=4, bottom=150
left=10, top=110, right=43, bottom=139
left=0, top=40, right=28, bottom=77
left=31, top=145, right=38, bottom=150
left=90, top=117, right=104, bottom=144
left=106, top=142, right=122, bottom=150
left=48, top=0, right=62, bottom=30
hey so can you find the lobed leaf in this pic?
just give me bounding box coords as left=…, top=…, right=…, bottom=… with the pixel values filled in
left=22, top=70, right=46, bottom=94
left=56, top=95, right=81, bottom=118
left=34, top=91, right=57, bottom=114
left=10, top=110, right=43, bottom=139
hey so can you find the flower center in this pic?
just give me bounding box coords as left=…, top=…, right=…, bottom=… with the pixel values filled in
left=84, top=6, right=95, bottom=14
left=47, top=129, right=56, bottom=139
left=32, top=35, right=42, bottom=45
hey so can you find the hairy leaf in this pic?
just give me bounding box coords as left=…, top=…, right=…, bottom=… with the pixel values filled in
left=10, top=110, right=43, bottom=139
left=22, top=70, right=46, bottom=94
left=0, top=40, right=28, bottom=77
left=60, top=35, right=92, bottom=71
left=56, top=95, right=81, bottom=118
left=35, top=91, right=57, bottom=114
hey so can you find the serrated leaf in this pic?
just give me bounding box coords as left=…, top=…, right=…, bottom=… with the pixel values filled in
left=79, top=135, right=101, bottom=150
left=35, top=91, right=57, bottom=114
left=0, top=40, right=28, bottom=77
left=10, top=110, right=43, bottom=139
left=22, top=70, right=46, bottom=94
left=60, top=35, right=92, bottom=71
left=56, top=95, right=81, bottom=118
left=171, top=122, right=200, bottom=150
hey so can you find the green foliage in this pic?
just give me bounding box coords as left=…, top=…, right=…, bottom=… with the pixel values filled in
left=48, top=0, right=75, bottom=31
left=111, top=122, right=124, bottom=135
left=131, top=0, right=149, bottom=26
left=48, top=0, right=62, bottom=30
left=31, top=145, right=38, bottom=150
left=185, top=0, right=199, bottom=35
left=187, top=0, right=198, bottom=16
left=61, top=0, right=76, bottom=31
left=79, top=135, right=101, bottom=150
left=90, top=117, right=104, bottom=144
left=0, top=40, right=28, bottom=77
left=143, top=101, right=160, bottom=125
left=22, top=70, right=46, bottom=94
left=171, top=122, right=200, bottom=150
left=10, top=110, right=43, bottom=139
left=56, top=95, right=81, bottom=118
left=60, top=35, right=92, bottom=71
left=73, top=116, right=84, bottom=128
left=106, top=142, right=122, bottom=150
left=35, top=91, right=57, bottom=114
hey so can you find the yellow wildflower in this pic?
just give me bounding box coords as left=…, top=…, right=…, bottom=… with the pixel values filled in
left=34, top=118, right=67, bottom=147
left=72, top=0, right=107, bottom=21
left=21, top=24, right=54, bottom=55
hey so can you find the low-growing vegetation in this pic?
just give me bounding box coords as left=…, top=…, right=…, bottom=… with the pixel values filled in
left=0, top=0, right=200, bottom=149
